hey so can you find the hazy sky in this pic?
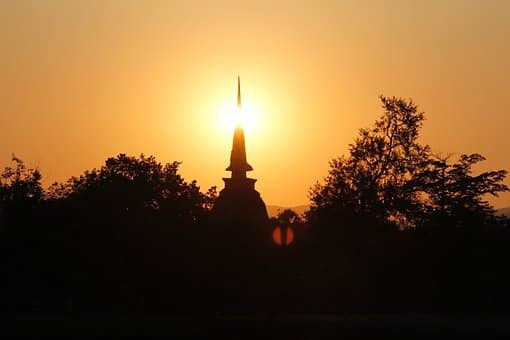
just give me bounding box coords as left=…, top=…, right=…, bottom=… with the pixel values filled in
left=1, top=0, right=509, bottom=207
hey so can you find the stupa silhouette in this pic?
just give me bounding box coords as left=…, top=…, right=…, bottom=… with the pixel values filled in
left=211, top=77, right=269, bottom=228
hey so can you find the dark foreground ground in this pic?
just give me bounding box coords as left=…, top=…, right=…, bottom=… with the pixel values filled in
left=3, top=314, right=510, bottom=337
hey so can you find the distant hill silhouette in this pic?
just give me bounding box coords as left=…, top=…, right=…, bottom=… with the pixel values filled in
left=497, top=206, right=510, bottom=217
left=267, top=204, right=309, bottom=218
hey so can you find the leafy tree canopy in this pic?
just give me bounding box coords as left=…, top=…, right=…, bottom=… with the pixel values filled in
left=0, top=155, right=42, bottom=205
left=46, top=153, right=216, bottom=224
left=308, top=96, right=508, bottom=230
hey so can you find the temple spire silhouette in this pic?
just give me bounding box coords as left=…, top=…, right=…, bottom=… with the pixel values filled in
left=211, top=77, right=269, bottom=231
left=237, top=75, right=241, bottom=108
left=226, top=77, right=253, bottom=179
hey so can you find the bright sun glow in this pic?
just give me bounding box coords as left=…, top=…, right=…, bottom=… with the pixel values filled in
left=218, top=100, right=260, bottom=134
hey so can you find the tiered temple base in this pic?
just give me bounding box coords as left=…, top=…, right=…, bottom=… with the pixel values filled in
left=211, top=177, right=268, bottom=228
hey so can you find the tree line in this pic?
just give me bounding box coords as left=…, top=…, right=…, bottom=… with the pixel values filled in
left=1, top=96, right=510, bottom=316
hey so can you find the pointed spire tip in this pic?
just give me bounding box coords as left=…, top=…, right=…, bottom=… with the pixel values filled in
left=237, top=76, right=241, bottom=108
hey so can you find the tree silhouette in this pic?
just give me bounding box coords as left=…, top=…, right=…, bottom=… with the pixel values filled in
left=274, top=208, right=303, bottom=225
left=0, top=155, right=43, bottom=231
left=47, top=153, right=215, bottom=225
left=308, top=96, right=507, bottom=232
left=1, top=155, right=42, bottom=204
left=308, top=96, right=430, bottom=231
left=422, top=153, right=508, bottom=228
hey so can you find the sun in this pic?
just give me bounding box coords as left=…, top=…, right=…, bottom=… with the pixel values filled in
left=218, top=99, right=260, bottom=134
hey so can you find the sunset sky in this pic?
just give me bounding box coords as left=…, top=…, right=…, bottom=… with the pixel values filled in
left=1, top=0, right=509, bottom=208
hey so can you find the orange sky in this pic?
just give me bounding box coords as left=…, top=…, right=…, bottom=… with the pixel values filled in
left=1, top=0, right=510, bottom=207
